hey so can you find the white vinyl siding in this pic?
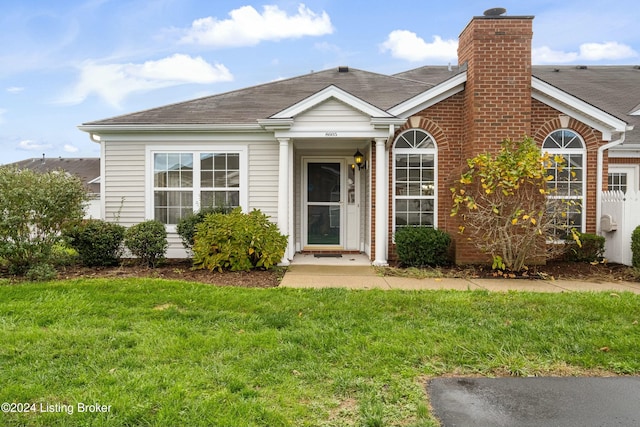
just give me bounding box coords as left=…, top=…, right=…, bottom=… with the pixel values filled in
left=102, top=133, right=280, bottom=258
left=103, top=141, right=146, bottom=226
left=290, top=98, right=372, bottom=132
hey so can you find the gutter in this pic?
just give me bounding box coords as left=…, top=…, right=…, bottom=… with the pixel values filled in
left=596, top=133, right=625, bottom=235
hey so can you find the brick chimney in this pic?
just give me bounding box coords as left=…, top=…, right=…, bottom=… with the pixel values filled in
left=454, top=10, right=535, bottom=265
left=458, top=10, right=534, bottom=159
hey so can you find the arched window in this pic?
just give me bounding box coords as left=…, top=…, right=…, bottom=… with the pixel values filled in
left=393, top=129, right=437, bottom=231
left=542, top=129, right=586, bottom=236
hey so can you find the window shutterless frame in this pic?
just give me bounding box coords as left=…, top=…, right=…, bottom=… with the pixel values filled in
left=146, top=145, right=248, bottom=231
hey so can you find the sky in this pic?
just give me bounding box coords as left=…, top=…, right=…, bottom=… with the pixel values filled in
left=1, top=0, right=639, bottom=165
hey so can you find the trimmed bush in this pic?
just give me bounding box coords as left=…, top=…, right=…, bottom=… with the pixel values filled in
left=394, top=227, right=451, bottom=267
left=564, top=232, right=605, bottom=263
left=632, top=226, right=640, bottom=269
left=63, top=219, right=125, bottom=267
left=192, top=208, right=287, bottom=272
left=124, top=220, right=168, bottom=267
left=176, top=206, right=232, bottom=253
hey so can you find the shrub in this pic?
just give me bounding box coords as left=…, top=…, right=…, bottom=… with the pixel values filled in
left=0, top=166, right=89, bottom=274
left=124, top=220, right=168, bottom=267
left=564, top=232, right=605, bottom=263
left=176, top=206, right=232, bottom=253
left=192, top=208, right=287, bottom=272
left=63, top=219, right=125, bottom=267
left=632, top=226, right=640, bottom=269
left=450, top=137, right=573, bottom=271
left=25, top=263, right=58, bottom=282
left=394, top=227, right=451, bottom=267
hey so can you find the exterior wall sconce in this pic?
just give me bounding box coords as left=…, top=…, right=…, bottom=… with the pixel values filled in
left=353, top=149, right=367, bottom=170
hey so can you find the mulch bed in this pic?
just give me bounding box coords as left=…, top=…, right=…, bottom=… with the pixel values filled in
left=2, top=259, right=637, bottom=286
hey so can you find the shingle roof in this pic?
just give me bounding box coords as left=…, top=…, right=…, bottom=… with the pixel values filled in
left=83, top=68, right=437, bottom=126
left=532, top=66, right=640, bottom=144
left=83, top=64, right=639, bottom=146
left=6, top=157, right=100, bottom=194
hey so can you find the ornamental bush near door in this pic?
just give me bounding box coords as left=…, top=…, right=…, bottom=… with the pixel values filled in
left=394, top=226, right=451, bottom=267
left=192, top=208, right=287, bottom=272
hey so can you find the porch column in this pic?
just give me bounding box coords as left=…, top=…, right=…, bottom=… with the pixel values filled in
left=373, top=137, right=388, bottom=266
left=277, top=137, right=290, bottom=266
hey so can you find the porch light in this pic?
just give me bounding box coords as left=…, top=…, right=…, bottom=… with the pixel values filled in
left=353, top=149, right=366, bottom=170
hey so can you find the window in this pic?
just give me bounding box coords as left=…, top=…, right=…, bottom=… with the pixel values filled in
left=608, top=172, right=627, bottom=193
left=542, top=129, right=585, bottom=236
left=393, top=129, right=437, bottom=231
left=150, top=147, right=246, bottom=225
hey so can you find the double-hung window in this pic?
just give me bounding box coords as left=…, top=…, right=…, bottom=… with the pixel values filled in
left=150, top=147, right=246, bottom=225
left=543, top=130, right=585, bottom=237
left=393, top=129, right=437, bottom=231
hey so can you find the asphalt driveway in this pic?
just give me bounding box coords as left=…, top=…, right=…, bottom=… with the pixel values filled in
left=428, top=377, right=640, bottom=427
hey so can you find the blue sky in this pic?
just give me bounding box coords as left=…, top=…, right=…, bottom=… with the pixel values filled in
left=1, top=0, right=639, bottom=165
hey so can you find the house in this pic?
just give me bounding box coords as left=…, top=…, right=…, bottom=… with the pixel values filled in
left=5, top=156, right=102, bottom=219
left=79, top=10, right=639, bottom=265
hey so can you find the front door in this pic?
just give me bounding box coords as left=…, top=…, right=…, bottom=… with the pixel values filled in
left=304, top=160, right=343, bottom=247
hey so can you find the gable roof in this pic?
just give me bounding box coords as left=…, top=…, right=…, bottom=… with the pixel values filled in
left=82, top=68, right=435, bottom=127
left=5, top=157, right=100, bottom=194
left=81, top=64, right=639, bottom=147
left=532, top=66, right=640, bottom=144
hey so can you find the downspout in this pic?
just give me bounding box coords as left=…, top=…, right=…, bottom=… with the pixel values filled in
left=596, top=133, right=625, bottom=235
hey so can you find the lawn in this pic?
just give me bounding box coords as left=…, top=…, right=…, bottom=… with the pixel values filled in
left=1, top=279, right=639, bottom=426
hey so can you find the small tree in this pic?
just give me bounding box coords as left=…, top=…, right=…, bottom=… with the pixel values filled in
left=0, top=166, right=89, bottom=274
left=450, top=137, right=577, bottom=272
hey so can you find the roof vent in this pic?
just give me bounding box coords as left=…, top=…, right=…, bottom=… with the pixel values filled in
left=338, top=66, right=349, bottom=73
left=483, top=7, right=506, bottom=16
left=576, top=65, right=588, bottom=70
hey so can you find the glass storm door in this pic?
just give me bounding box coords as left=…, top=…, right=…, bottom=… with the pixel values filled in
left=306, top=161, right=343, bottom=246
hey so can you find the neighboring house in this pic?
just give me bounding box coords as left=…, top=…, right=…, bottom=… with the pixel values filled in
left=79, top=10, right=639, bottom=264
left=5, top=156, right=102, bottom=219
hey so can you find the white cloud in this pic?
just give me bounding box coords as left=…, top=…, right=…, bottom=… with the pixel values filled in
left=380, top=30, right=457, bottom=63
left=533, top=41, right=637, bottom=64
left=579, top=42, right=637, bottom=60
left=64, top=144, right=79, bottom=153
left=180, top=4, right=333, bottom=47
left=6, top=86, right=24, bottom=94
left=532, top=46, right=579, bottom=64
left=18, top=139, right=53, bottom=151
left=60, top=54, right=233, bottom=107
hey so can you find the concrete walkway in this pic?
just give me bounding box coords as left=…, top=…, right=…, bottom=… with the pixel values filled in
left=280, top=264, right=640, bottom=293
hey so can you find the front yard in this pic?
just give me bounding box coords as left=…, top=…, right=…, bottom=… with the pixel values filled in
left=1, top=279, right=639, bottom=426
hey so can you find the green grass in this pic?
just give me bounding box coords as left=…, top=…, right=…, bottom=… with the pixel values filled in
left=1, top=280, right=639, bottom=426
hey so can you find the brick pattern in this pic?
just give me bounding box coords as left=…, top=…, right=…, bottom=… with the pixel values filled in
left=382, top=16, right=614, bottom=264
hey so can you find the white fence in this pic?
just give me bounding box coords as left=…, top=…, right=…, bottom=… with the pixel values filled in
left=601, top=190, right=640, bottom=265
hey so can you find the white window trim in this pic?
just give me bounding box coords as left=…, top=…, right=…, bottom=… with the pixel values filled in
left=391, top=130, right=438, bottom=236
left=145, top=145, right=248, bottom=231
left=543, top=130, right=587, bottom=234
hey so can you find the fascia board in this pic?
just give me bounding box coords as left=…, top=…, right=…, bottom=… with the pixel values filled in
left=270, top=85, right=393, bottom=119
left=387, top=72, right=467, bottom=118
left=78, top=123, right=264, bottom=133
left=532, top=77, right=628, bottom=134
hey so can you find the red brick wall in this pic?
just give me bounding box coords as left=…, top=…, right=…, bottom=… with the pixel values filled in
left=532, top=100, right=603, bottom=234
left=384, top=15, right=612, bottom=264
